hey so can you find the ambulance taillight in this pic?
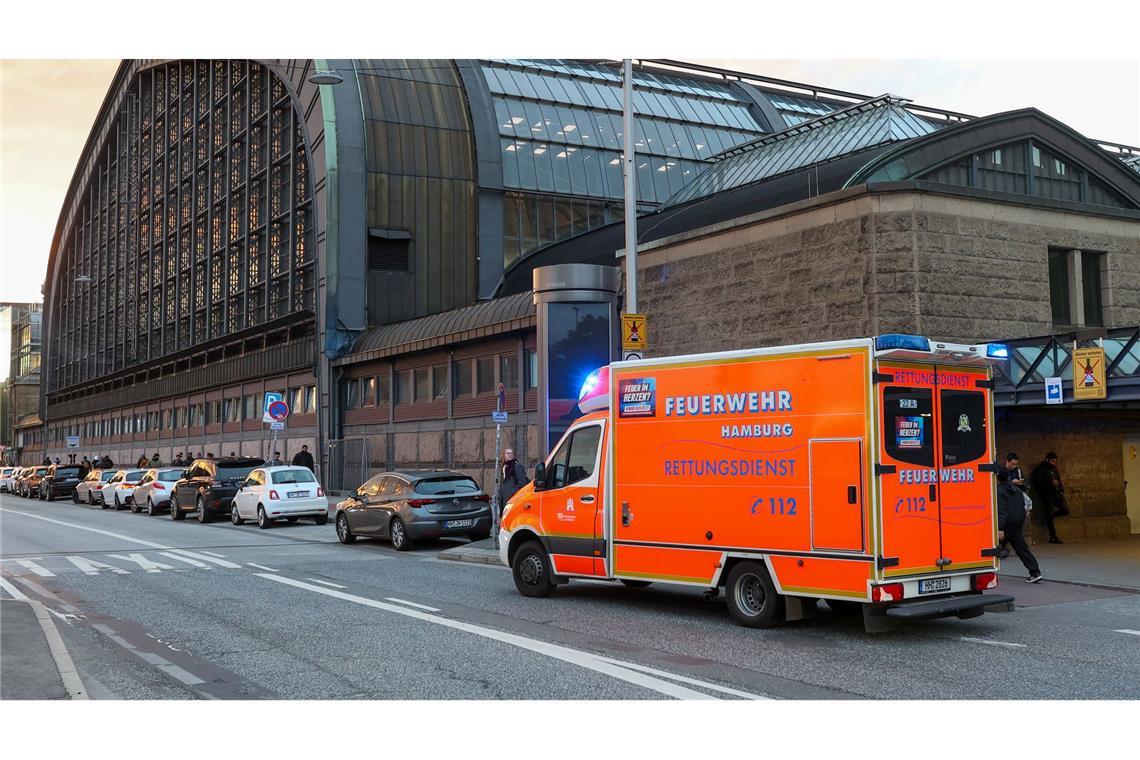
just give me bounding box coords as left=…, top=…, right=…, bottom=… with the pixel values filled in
left=972, top=572, right=998, bottom=591
left=871, top=583, right=904, bottom=603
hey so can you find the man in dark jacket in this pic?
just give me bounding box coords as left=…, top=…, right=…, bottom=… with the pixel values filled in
left=497, top=448, right=529, bottom=506
left=291, top=445, right=316, bottom=472
left=997, top=453, right=1042, bottom=583
left=1031, top=452, right=1065, bottom=544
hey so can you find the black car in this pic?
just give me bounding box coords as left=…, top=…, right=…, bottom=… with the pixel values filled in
left=334, top=469, right=492, bottom=550
left=170, top=457, right=265, bottom=523
left=39, top=464, right=84, bottom=500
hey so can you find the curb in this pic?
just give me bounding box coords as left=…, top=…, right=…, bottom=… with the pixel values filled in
left=436, top=548, right=504, bottom=567
left=28, top=599, right=88, bottom=700
left=996, top=573, right=1140, bottom=595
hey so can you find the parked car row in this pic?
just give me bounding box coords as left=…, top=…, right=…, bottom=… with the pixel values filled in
left=4, top=459, right=494, bottom=550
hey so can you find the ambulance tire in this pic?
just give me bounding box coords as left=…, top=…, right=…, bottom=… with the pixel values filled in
left=620, top=580, right=652, bottom=589
left=512, top=540, right=556, bottom=598
left=725, top=561, right=785, bottom=628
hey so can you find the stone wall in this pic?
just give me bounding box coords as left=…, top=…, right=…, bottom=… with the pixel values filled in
left=637, top=189, right=1140, bottom=352
left=996, top=410, right=1135, bottom=541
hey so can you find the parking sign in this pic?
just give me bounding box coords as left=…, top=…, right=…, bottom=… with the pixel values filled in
left=262, top=392, right=284, bottom=423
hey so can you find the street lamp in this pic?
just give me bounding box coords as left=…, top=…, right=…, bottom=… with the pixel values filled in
left=308, top=69, right=343, bottom=85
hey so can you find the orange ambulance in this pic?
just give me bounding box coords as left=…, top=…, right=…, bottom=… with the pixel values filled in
left=499, top=334, right=1015, bottom=632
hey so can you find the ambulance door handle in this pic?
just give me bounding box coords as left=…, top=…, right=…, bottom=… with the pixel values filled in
left=580, top=495, right=595, bottom=504
left=621, top=502, right=632, bottom=527
left=929, top=484, right=937, bottom=502
left=847, top=486, right=857, bottom=504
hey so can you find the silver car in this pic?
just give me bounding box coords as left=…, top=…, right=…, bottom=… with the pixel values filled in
left=334, top=469, right=492, bottom=551
left=131, top=468, right=183, bottom=515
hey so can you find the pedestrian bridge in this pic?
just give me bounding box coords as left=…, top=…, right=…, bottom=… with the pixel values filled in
left=992, top=326, right=1140, bottom=407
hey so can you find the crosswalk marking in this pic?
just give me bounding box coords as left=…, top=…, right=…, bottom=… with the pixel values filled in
left=198, top=551, right=228, bottom=558
left=12, top=559, right=56, bottom=577
left=107, top=553, right=175, bottom=573
left=158, top=552, right=212, bottom=569
left=167, top=549, right=242, bottom=569
left=67, top=556, right=130, bottom=575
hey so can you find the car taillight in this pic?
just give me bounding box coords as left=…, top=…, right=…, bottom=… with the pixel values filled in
left=972, top=572, right=998, bottom=591
left=871, top=583, right=905, bottom=603
left=473, top=494, right=491, bottom=502
left=269, top=489, right=280, bottom=500
left=408, top=498, right=437, bottom=507
left=153, top=483, right=165, bottom=490
left=317, top=487, right=324, bottom=497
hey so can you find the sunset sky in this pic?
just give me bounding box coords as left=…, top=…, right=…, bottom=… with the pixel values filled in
left=1, top=58, right=1137, bottom=310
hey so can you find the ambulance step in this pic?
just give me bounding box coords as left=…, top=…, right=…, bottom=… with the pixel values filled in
left=883, top=593, right=1015, bottom=619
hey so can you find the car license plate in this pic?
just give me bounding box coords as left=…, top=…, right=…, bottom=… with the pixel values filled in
left=288, top=491, right=308, bottom=498
left=445, top=519, right=474, bottom=529
left=918, top=577, right=952, bottom=594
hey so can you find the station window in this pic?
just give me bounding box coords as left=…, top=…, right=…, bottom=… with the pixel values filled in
left=244, top=393, right=259, bottom=420
left=414, top=368, right=431, bottom=402
left=345, top=379, right=360, bottom=409
left=363, top=377, right=377, bottom=408
left=376, top=375, right=390, bottom=407
left=526, top=349, right=539, bottom=389
left=500, top=354, right=519, bottom=390
left=454, top=360, right=473, bottom=397
left=432, top=365, right=449, bottom=400
left=476, top=357, right=495, bottom=394
left=395, top=370, right=412, bottom=405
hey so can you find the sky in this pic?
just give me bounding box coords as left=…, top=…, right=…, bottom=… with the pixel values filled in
left=1, top=57, right=1137, bottom=313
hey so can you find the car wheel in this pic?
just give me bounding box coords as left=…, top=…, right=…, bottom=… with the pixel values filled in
left=99, top=492, right=108, bottom=510
left=130, top=496, right=140, bottom=514
left=170, top=493, right=185, bottom=520
left=196, top=497, right=209, bottom=524
left=512, top=540, right=556, bottom=598
left=88, top=491, right=95, bottom=506
left=72, top=490, right=79, bottom=504
left=257, top=505, right=272, bottom=529
left=148, top=498, right=158, bottom=517
left=231, top=505, right=244, bottom=526
left=620, top=579, right=653, bottom=589
left=390, top=517, right=412, bottom=551
left=724, top=561, right=785, bottom=629
left=314, top=512, right=328, bottom=526
left=114, top=494, right=122, bottom=510
left=335, top=513, right=356, bottom=544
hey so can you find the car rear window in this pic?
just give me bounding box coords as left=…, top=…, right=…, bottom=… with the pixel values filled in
left=54, top=467, right=82, bottom=477
left=159, top=470, right=181, bottom=482
left=125, top=470, right=147, bottom=481
left=270, top=469, right=316, bottom=484
left=100, top=472, right=117, bottom=482
left=415, top=476, right=480, bottom=495
left=217, top=465, right=259, bottom=480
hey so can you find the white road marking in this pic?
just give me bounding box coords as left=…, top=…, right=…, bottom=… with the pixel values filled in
left=166, top=549, right=242, bottom=569
left=0, top=574, right=29, bottom=600
left=304, top=578, right=348, bottom=589
left=384, top=597, right=441, bottom=612
left=29, top=599, right=88, bottom=699
left=198, top=550, right=227, bottom=558
left=11, top=558, right=56, bottom=577
left=91, top=623, right=204, bottom=686
left=1114, top=629, right=1140, bottom=637
left=589, top=655, right=770, bottom=700
left=961, top=636, right=1027, bottom=649
left=0, top=508, right=170, bottom=549
left=246, top=563, right=279, bottom=572
left=66, top=556, right=130, bottom=575
left=258, top=574, right=762, bottom=700
left=158, top=552, right=212, bottom=569
left=107, top=553, right=175, bottom=573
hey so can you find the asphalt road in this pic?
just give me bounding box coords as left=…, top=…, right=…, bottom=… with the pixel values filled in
left=1, top=491, right=1137, bottom=700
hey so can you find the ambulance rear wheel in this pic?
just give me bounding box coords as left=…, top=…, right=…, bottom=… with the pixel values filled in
left=512, top=540, right=556, bottom=598
left=725, top=561, right=784, bottom=628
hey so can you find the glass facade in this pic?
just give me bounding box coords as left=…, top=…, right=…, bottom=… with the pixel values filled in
left=545, top=301, right=611, bottom=450
left=483, top=59, right=768, bottom=215
left=502, top=191, right=627, bottom=269
left=49, top=60, right=315, bottom=394
left=666, top=98, right=939, bottom=207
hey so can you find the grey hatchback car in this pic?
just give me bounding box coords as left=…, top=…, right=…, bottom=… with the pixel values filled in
left=334, top=469, right=491, bottom=550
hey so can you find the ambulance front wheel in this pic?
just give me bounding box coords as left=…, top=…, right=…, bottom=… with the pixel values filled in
left=725, top=561, right=785, bottom=628
left=512, top=540, right=556, bottom=598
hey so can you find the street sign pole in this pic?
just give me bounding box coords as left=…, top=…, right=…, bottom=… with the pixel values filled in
left=492, top=383, right=506, bottom=550
left=623, top=58, right=637, bottom=315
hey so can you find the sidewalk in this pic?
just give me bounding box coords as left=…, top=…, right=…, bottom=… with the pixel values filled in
left=438, top=536, right=1140, bottom=591
left=0, top=598, right=87, bottom=700
left=997, top=534, right=1140, bottom=591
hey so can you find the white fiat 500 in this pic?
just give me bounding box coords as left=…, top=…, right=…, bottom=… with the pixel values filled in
left=231, top=466, right=327, bottom=529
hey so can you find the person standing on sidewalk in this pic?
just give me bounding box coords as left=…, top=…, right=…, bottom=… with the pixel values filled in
left=497, top=448, right=528, bottom=506
left=997, top=454, right=1042, bottom=583
left=291, top=444, right=315, bottom=472
left=1031, top=451, right=1066, bottom=544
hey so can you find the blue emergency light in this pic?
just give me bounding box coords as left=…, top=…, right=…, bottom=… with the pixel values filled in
left=986, top=343, right=1010, bottom=359
left=875, top=334, right=931, bottom=352
left=578, top=369, right=600, bottom=401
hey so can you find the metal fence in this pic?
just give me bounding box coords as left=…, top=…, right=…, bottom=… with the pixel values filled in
left=325, top=436, right=372, bottom=493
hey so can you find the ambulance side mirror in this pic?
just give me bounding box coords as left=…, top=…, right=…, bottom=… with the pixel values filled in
left=533, top=463, right=547, bottom=492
